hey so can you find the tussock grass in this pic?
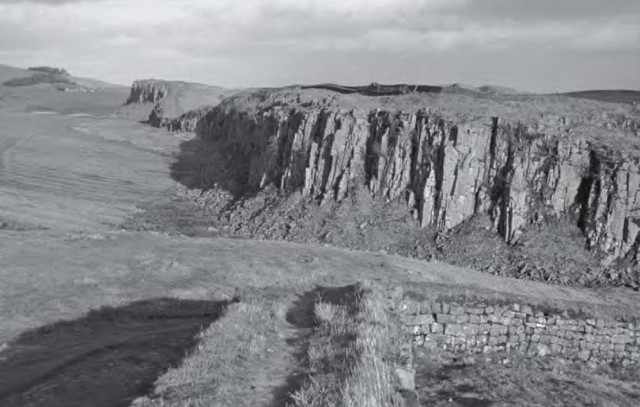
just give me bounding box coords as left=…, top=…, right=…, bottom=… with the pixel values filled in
left=133, top=297, right=288, bottom=407
left=289, top=281, right=406, bottom=407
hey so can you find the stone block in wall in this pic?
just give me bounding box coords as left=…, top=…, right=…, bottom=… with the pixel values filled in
left=502, top=310, right=517, bottom=318
left=534, top=311, right=545, bottom=318
left=444, top=324, right=463, bottom=336
left=436, top=314, right=456, bottom=324
left=600, top=343, right=614, bottom=351
left=431, top=302, right=442, bottom=313
left=521, top=305, right=533, bottom=315
left=595, top=319, right=605, bottom=328
left=449, top=304, right=465, bottom=315
left=419, top=301, right=432, bottom=314
left=506, top=342, right=522, bottom=351
left=452, top=336, right=466, bottom=346
left=550, top=343, right=563, bottom=353
left=466, top=307, right=484, bottom=315
left=400, top=314, right=435, bottom=326
left=469, top=315, right=482, bottom=324
left=540, top=335, right=552, bottom=344
left=586, top=342, right=599, bottom=351
left=490, top=315, right=512, bottom=326
left=455, top=314, right=469, bottom=324
left=611, top=334, right=632, bottom=344
left=490, top=325, right=508, bottom=336
left=530, top=343, right=551, bottom=357
left=431, top=323, right=444, bottom=334
left=614, top=344, right=626, bottom=353
left=398, top=300, right=420, bottom=315
left=461, top=324, right=479, bottom=336
left=533, top=327, right=547, bottom=335
left=442, top=303, right=450, bottom=313
left=479, top=324, right=491, bottom=335
left=484, top=306, right=495, bottom=315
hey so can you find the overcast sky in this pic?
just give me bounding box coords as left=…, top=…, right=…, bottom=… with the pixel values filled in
left=0, top=0, right=639, bottom=92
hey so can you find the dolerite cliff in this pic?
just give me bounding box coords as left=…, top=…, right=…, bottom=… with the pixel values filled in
left=180, top=88, right=640, bottom=272
left=119, top=79, right=238, bottom=124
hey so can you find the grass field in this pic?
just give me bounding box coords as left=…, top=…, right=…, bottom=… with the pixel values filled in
left=2, top=70, right=640, bottom=406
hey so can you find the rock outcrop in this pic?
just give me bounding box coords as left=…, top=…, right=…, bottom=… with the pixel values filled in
left=119, top=79, right=239, bottom=123
left=185, top=89, right=640, bottom=271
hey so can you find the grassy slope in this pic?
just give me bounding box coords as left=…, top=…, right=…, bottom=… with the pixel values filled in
left=414, top=348, right=640, bottom=406
left=2, top=230, right=639, bottom=345
left=1, top=76, right=640, bottom=406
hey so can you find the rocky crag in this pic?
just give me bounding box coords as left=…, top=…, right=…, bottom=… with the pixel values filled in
left=127, top=83, right=640, bottom=288
left=118, top=79, right=240, bottom=124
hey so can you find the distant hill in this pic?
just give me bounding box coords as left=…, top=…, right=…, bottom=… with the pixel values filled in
left=27, top=66, right=70, bottom=76
left=560, top=90, right=640, bottom=104
left=0, top=63, right=124, bottom=90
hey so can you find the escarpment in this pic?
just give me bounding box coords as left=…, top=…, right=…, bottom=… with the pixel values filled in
left=178, top=90, right=640, bottom=274
left=119, top=79, right=239, bottom=123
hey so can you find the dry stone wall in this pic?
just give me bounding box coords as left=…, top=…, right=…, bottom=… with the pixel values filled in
left=394, top=296, right=640, bottom=366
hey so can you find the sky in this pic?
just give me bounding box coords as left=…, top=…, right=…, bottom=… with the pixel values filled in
left=0, top=0, right=639, bottom=92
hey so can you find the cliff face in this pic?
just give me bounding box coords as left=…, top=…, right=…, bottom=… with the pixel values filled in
left=120, top=79, right=239, bottom=123
left=189, top=92, right=640, bottom=268
left=125, top=80, right=172, bottom=105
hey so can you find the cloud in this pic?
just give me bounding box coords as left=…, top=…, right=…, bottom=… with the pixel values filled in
left=456, top=0, right=640, bottom=22
left=0, top=0, right=637, bottom=91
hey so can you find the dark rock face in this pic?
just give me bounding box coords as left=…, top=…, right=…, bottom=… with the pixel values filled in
left=185, top=95, right=640, bottom=269
left=123, top=80, right=640, bottom=285
left=125, top=80, right=171, bottom=105
left=121, top=79, right=240, bottom=124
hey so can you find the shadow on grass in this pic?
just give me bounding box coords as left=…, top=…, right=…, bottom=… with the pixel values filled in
left=269, top=285, right=360, bottom=407
left=0, top=297, right=235, bottom=407
left=169, top=136, right=253, bottom=200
